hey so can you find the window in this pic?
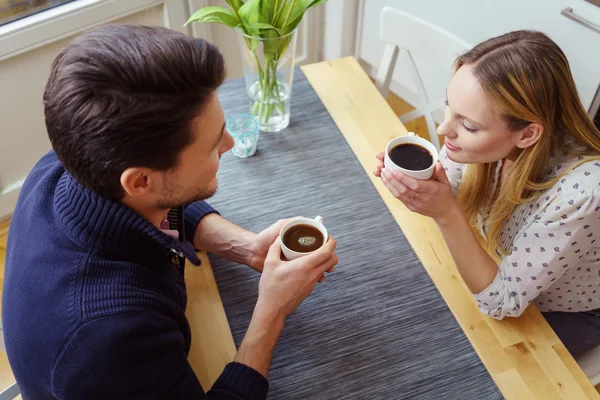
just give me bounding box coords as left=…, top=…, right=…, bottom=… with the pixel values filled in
left=0, top=0, right=77, bottom=27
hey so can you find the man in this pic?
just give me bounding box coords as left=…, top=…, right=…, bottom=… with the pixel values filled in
left=2, top=25, right=338, bottom=399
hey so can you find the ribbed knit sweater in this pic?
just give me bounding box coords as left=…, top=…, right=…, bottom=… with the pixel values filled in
left=2, top=151, right=268, bottom=399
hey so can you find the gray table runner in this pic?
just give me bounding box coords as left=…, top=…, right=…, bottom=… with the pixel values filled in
left=207, top=69, right=502, bottom=400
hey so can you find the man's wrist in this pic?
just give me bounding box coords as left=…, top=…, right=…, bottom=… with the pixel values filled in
left=194, top=213, right=258, bottom=266
left=241, top=231, right=259, bottom=267
left=235, top=300, right=285, bottom=378
left=253, top=299, right=286, bottom=331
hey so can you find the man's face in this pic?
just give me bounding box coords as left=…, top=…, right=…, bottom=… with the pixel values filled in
left=156, top=92, right=234, bottom=209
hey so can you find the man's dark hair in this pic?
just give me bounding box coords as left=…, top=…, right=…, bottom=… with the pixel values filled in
left=44, top=25, right=226, bottom=200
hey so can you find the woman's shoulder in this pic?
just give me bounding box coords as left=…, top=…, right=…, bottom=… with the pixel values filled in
left=548, top=155, right=600, bottom=197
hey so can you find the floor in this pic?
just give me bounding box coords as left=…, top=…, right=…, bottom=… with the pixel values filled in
left=0, top=217, right=18, bottom=397
left=0, top=92, right=431, bottom=396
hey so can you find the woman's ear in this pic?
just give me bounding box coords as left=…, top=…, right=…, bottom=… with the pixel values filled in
left=515, top=123, right=543, bottom=149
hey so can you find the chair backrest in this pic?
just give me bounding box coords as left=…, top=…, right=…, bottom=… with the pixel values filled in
left=381, top=7, right=470, bottom=75
left=375, top=7, right=471, bottom=149
left=0, top=383, right=20, bottom=400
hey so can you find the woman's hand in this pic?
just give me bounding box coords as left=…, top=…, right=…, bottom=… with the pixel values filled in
left=373, top=152, right=385, bottom=178
left=375, top=154, right=459, bottom=224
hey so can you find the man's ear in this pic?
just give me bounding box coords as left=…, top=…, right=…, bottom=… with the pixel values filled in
left=120, top=167, right=155, bottom=197
left=515, top=122, right=543, bottom=149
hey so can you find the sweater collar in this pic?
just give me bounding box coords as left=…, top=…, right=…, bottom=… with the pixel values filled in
left=53, top=172, right=200, bottom=266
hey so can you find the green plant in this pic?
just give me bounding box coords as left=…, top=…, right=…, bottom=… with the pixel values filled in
left=186, top=0, right=328, bottom=126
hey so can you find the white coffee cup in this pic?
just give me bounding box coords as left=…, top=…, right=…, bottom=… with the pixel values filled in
left=384, top=132, right=438, bottom=180
left=279, top=216, right=328, bottom=261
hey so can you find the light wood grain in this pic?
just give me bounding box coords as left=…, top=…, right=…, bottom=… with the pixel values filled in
left=0, top=218, right=8, bottom=250
left=185, top=252, right=237, bottom=391
left=0, top=218, right=17, bottom=396
left=301, top=57, right=600, bottom=399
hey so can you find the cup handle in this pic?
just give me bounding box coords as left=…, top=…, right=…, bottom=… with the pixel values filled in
left=407, top=131, right=416, bottom=137
left=314, top=216, right=324, bottom=225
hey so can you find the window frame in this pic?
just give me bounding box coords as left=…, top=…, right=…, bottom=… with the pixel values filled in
left=0, top=0, right=192, bottom=62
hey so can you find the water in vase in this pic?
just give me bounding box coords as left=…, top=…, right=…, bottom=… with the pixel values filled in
left=248, top=81, right=291, bottom=132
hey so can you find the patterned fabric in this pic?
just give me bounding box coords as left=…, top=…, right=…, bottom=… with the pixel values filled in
left=441, top=146, right=600, bottom=318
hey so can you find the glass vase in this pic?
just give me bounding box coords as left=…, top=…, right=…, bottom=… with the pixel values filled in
left=237, top=28, right=298, bottom=132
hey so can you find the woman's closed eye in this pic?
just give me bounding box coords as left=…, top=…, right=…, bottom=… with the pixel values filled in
left=444, top=99, right=479, bottom=133
left=461, top=119, right=478, bottom=133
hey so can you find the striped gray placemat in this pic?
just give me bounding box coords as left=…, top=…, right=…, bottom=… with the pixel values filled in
left=207, top=69, right=503, bottom=400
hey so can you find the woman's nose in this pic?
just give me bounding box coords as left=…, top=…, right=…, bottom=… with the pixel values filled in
left=437, top=119, right=454, bottom=138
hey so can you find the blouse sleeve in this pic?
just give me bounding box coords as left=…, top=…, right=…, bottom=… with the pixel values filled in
left=439, top=146, right=465, bottom=195
left=474, top=192, right=600, bottom=319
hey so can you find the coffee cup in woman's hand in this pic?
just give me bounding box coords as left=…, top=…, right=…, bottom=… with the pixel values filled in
left=384, top=132, right=438, bottom=180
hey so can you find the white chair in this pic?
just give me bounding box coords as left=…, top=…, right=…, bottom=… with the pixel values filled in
left=576, top=345, right=600, bottom=387
left=0, top=382, right=20, bottom=400
left=375, top=6, right=471, bottom=150
left=0, top=321, right=20, bottom=400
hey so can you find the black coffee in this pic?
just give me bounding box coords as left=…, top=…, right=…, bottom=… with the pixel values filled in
left=283, top=224, right=324, bottom=253
left=388, top=143, right=433, bottom=171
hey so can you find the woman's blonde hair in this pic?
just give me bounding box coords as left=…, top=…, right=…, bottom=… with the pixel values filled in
left=455, top=30, right=600, bottom=257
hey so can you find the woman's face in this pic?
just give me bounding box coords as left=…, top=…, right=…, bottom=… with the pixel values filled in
left=437, top=64, right=524, bottom=164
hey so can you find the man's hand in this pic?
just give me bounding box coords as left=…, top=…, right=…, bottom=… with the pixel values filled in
left=247, top=218, right=300, bottom=272
left=236, top=236, right=338, bottom=378
left=194, top=214, right=311, bottom=273
left=256, top=237, right=338, bottom=323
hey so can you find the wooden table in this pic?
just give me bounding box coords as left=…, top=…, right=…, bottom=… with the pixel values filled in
left=184, top=57, right=600, bottom=399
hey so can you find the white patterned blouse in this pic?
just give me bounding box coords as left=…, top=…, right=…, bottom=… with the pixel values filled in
left=440, top=146, right=600, bottom=319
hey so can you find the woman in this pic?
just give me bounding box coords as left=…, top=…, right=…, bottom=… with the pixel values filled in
left=374, top=30, right=600, bottom=357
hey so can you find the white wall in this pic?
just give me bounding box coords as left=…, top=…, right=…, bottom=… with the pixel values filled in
left=356, top=0, right=600, bottom=112
left=322, top=0, right=358, bottom=60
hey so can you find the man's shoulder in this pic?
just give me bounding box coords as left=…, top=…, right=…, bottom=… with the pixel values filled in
left=24, top=150, right=63, bottom=184
left=14, top=150, right=64, bottom=211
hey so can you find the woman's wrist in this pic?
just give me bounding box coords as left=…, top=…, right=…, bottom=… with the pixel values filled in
left=433, top=199, right=464, bottom=228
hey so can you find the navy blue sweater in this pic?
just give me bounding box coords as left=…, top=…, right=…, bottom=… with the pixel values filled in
left=2, top=152, right=268, bottom=399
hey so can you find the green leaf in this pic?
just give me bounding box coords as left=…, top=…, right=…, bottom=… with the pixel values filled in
left=276, top=0, right=306, bottom=29
left=239, top=0, right=266, bottom=25
left=243, top=36, right=259, bottom=52
left=262, top=29, right=281, bottom=58
left=228, top=0, right=245, bottom=11
left=279, top=0, right=327, bottom=30
left=272, top=0, right=286, bottom=25
left=239, top=0, right=267, bottom=37
left=248, top=21, right=284, bottom=35
left=277, top=34, right=293, bottom=59
left=261, top=0, right=275, bottom=23
left=274, top=0, right=294, bottom=27
left=282, top=13, right=303, bottom=34
left=185, top=6, right=239, bottom=28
